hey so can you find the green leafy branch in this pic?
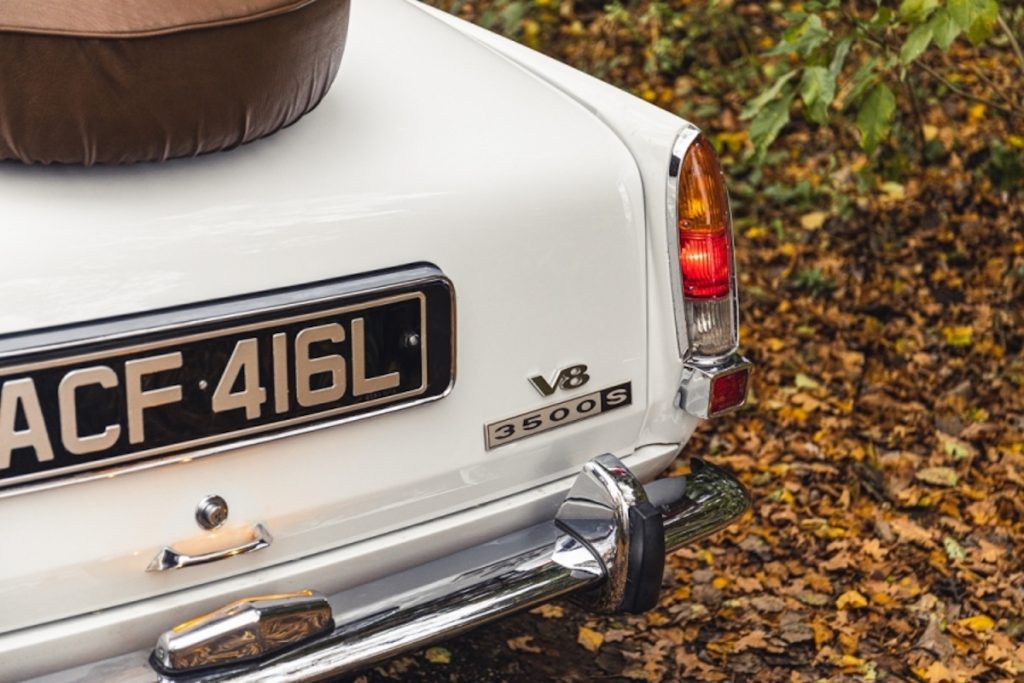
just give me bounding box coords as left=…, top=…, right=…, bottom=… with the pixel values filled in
left=744, top=0, right=1023, bottom=161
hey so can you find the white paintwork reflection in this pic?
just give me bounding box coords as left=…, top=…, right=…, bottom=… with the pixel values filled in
left=0, top=0, right=654, bottom=633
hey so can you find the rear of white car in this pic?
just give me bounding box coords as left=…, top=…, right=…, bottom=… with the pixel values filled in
left=0, top=1, right=749, bottom=680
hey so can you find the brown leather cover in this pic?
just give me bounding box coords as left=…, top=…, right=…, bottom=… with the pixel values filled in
left=0, top=0, right=350, bottom=165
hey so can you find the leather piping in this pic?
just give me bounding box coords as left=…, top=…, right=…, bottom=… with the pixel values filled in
left=0, top=0, right=317, bottom=39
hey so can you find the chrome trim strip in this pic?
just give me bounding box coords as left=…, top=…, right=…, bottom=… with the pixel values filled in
left=666, top=126, right=741, bottom=361
left=666, top=124, right=702, bottom=357
left=0, top=264, right=457, bottom=500
left=0, top=293, right=428, bottom=380
left=31, top=456, right=748, bottom=682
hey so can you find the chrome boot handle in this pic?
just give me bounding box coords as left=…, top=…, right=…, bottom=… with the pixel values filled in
left=146, top=523, right=273, bottom=572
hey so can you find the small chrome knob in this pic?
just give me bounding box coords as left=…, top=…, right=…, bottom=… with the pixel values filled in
left=195, top=495, right=229, bottom=530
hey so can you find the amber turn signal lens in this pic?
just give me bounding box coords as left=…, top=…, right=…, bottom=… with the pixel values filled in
left=677, top=135, right=730, bottom=234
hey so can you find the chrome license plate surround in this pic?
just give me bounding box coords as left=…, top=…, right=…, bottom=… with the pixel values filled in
left=0, top=264, right=455, bottom=495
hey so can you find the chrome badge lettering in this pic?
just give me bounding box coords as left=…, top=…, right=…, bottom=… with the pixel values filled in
left=528, top=364, right=590, bottom=397
left=486, top=382, right=632, bottom=449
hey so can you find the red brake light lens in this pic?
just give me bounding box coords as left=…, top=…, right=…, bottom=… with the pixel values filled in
left=680, top=231, right=732, bottom=298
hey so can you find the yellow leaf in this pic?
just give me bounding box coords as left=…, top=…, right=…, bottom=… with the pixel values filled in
left=716, top=130, right=748, bottom=153
left=968, top=103, right=986, bottom=122
left=870, top=592, right=893, bottom=606
left=923, top=125, right=939, bottom=141
left=880, top=181, right=905, bottom=200
left=800, top=211, right=828, bottom=230
left=838, top=654, right=865, bottom=667
left=522, top=19, right=541, bottom=50
left=943, top=326, right=973, bottom=347
left=712, top=576, right=728, bottom=590
left=836, top=590, right=868, bottom=609
left=645, top=611, right=669, bottom=626
left=577, top=626, right=605, bottom=652
left=794, top=373, right=821, bottom=389
left=812, top=620, right=833, bottom=647
left=745, top=226, right=768, bottom=239
left=957, top=615, right=995, bottom=632
left=425, top=647, right=451, bottom=664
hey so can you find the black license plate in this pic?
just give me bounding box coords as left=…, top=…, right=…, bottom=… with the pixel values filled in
left=0, top=266, right=455, bottom=491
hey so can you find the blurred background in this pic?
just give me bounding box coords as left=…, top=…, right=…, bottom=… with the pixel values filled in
left=350, top=2, right=1024, bottom=680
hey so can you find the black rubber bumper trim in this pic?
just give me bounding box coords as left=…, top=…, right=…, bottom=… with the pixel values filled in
left=618, top=501, right=666, bottom=613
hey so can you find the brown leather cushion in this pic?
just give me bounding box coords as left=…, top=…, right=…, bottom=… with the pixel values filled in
left=0, top=0, right=350, bottom=165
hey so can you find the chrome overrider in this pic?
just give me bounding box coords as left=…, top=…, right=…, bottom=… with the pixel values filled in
left=40, top=455, right=748, bottom=683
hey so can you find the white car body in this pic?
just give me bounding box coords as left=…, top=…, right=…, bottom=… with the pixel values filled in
left=0, top=1, right=746, bottom=680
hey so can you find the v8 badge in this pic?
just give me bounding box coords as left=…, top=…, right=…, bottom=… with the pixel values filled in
left=528, top=364, right=590, bottom=397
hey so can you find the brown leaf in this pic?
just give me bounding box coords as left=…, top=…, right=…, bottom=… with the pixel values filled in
left=506, top=635, right=542, bottom=654
left=916, top=466, right=959, bottom=488
left=529, top=604, right=564, bottom=619
left=890, top=516, right=936, bottom=547
left=733, top=630, right=769, bottom=652
left=916, top=617, right=954, bottom=660
left=750, top=595, right=786, bottom=613
left=921, top=660, right=955, bottom=683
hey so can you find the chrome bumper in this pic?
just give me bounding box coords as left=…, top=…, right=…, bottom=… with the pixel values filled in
left=39, top=455, right=748, bottom=683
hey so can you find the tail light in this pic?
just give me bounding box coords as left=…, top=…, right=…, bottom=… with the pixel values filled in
left=669, top=128, right=750, bottom=418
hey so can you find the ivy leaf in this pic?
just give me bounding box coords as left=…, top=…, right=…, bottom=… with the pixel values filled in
left=767, top=14, right=830, bottom=57
left=929, top=8, right=962, bottom=51
left=900, top=23, right=934, bottom=64
left=750, top=92, right=794, bottom=161
left=741, top=70, right=798, bottom=121
left=948, top=0, right=998, bottom=44
left=856, top=84, right=896, bottom=155
left=800, top=66, right=836, bottom=124
left=899, top=0, right=939, bottom=24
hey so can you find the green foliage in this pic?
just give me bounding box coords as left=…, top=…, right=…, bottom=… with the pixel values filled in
left=747, top=0, right=1013, bottom=161
left=986, top=141, right=1024, bottom=192
left=856, top=84, right=897, bottom=155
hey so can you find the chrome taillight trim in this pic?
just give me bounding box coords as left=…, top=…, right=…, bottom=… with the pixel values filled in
left=666, top=125, right=741, bottom=362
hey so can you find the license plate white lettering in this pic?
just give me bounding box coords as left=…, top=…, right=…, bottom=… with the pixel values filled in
left=485, top=383, right=632, bottom=449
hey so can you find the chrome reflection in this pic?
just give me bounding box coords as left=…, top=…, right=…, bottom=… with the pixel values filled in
left=152, top=458, right=744, bottom=681
left=555, top=453, right=650, bottom=612
left=153, top=591, right=332, bottom=674
left=106, top=455, right=749, bottom=681
left=653, top=458, right=751, bottom=553
left=146, top=523, right=273, bottom=573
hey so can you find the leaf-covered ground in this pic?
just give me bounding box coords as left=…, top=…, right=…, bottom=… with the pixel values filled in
left=344, top=2, right=1024, bottom=681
